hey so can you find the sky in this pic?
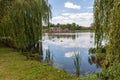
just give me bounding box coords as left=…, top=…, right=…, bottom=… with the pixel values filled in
left=48, top=0, right=94, bottom=27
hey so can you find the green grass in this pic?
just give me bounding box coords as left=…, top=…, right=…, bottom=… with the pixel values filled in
left=0, top=46, right=76, bottom=80
left=0, top=44, right=98, bottom=80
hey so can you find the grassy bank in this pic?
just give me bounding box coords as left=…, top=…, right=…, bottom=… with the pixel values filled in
left=0, top=44, right=98, bottom=80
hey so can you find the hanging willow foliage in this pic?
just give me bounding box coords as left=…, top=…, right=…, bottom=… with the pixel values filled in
left=0, top=0, right=51, bottom=52
left=94, top=0, right=120, bottom=65
left=0, top=0, right=14, bottom=22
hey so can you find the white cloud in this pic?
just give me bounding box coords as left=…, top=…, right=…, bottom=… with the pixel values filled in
left=64, top=2, right=81, bottom=10
left=52, top=12, right=93, bottom=27
left=62, top=12, right=93, bottom=20
left=52, top=16, right=69, bottom=20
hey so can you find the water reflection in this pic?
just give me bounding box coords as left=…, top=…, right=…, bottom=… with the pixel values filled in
left=65, top=51, right=80, bottom=58
left=88, top=53, right=105, bottom=68
left=42, top=32, right=100, bottom=75
left=48, top=33, right=76, bottom=39
left=44, top=48, right=54, bottom=66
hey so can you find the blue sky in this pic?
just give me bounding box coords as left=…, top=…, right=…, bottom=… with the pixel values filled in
left=48, top=0, right=94, bottom=27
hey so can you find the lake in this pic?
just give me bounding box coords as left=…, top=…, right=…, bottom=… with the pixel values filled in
left=42, top=32, right=100, bottom=75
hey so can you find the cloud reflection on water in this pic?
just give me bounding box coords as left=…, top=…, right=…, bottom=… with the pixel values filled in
left=43, top=44, right=48, bottom=50
left=64, top=51, right=80, bottom=58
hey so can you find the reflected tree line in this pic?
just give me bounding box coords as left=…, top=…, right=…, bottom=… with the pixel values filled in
left=47, top=33, right=76, bottom=40
left=43, top=33, right=94, bottom=41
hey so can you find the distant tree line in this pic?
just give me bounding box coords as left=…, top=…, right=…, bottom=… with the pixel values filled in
left=43, top=23, right=93, bottom=32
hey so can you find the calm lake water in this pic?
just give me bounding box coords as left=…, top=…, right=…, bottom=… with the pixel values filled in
left=42, top=32, right=100, bottom=75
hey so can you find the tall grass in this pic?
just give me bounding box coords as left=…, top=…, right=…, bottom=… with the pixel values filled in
left=73, top=52, right=81, bottom=77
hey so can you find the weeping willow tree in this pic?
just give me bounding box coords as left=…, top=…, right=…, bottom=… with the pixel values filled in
left=0, top=0, right=15, bottom=22
left=94, top=0, right=120, bottom=63
left=0, top=0, right=15, bottom=38
left=0, top=0, right=51, bottom=52
left=94, top=0, right=114, bottom=44
left=94, top=0, right=120, bottom=79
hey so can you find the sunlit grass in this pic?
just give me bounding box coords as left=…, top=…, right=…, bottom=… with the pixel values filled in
left=0, top=46, right=76, bottom=80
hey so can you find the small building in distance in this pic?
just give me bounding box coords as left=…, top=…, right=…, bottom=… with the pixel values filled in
left=43, top=27, right=70, bottom=33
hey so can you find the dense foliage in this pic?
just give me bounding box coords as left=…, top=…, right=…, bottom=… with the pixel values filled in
left=94, top=0, right=120, bottom=79
left=0, top=0, right=51, bottom=52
